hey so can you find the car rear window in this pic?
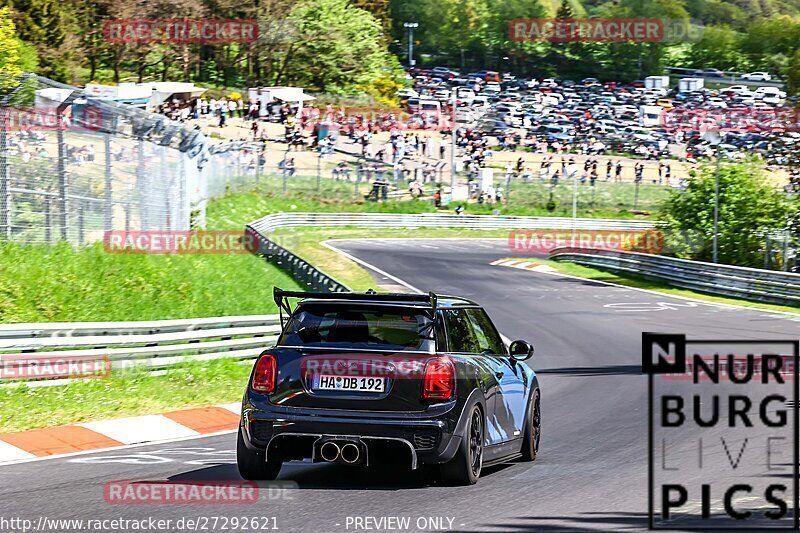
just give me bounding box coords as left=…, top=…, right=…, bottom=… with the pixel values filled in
left=279, top=303, right=435, bottom=351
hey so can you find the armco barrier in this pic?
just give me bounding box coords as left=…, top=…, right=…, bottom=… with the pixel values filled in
left=549, top=247, right=800, bottom=307
left=248, top=212, right=655, bottom=234
left=0, top=316, right=281, bottom=381
left=245, top=212, right=655, bottom=292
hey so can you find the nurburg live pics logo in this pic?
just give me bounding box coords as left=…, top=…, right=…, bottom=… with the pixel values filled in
left=643, top=332, right=800, bottom=530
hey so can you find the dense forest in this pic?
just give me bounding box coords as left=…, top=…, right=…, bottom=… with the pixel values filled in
left=0, top=0, right=799, bottom=95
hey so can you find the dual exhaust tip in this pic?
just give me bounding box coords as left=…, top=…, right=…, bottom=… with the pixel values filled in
left=320, top=440, right=362, bottom=464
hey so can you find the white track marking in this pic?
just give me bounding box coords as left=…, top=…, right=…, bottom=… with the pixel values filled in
left=0, top=440, right=36, bottom=462
left=322, top=241, right=424, bottom=294
left=80, top=415, right=199, bottom=444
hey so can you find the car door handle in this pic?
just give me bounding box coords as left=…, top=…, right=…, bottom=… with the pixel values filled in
left=495, top=371, right=504, bottom=379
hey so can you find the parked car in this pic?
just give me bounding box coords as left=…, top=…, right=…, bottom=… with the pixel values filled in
left=741, top=72, right=772, bottom=82
left=238, top=289, right=541, bottom=485
left=695, top=68, right=725, bottom=78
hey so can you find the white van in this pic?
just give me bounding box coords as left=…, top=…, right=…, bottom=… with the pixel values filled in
left=639, top=105, right=663, bottom=127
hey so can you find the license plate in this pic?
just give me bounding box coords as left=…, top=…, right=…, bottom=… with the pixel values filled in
left=315, top=375, right=385, bottom=392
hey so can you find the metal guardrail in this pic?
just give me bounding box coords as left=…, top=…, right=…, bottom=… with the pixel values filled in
left=664, top=67, right=785, bottom=88
left=549, top=247, right=800, bottom=307
left=0, top=315, right=281, bottom=339
left=0, top=316, right=281, bottom=381
left=245, top=225, right=348, bottom=293
left=249, top=212, right=655, bottom=234
left=246, top=212, right=655, bottom=294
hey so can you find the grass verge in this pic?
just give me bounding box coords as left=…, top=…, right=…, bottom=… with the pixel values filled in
left=0, top=358, right=252, bottom=433
left=0, top=242, right=300, bottom=322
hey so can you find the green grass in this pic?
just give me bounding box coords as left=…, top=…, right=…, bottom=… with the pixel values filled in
left=207, top=176, right=663, bottom=225
left=0, top=359, right=252, bottom=433
left=0, top=241, right=300, bottom=323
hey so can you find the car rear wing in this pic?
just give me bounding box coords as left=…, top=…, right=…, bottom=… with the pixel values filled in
left=273, top=287, right=438, bottom=328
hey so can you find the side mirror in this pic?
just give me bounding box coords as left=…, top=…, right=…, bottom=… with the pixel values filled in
left=509, top=340, right=534, bottom=361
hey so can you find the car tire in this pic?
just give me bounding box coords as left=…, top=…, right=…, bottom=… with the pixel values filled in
left=441, top=406, right=483, bottom=485
left=237, top=427, right=282, bottom=481
left=521, top=389, right=541, bottom=462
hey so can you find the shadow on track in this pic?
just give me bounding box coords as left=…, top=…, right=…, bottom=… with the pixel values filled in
left=169, top=461, right=517, bottom=490
left=537, top=364, right=641, bottom=377
left=458, top=511, right=649, bottom=532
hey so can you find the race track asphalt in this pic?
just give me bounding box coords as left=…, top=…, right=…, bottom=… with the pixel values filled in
left=1, top=238, right=797, bottom=532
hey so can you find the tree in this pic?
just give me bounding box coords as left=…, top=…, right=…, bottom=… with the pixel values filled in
left=686, top=25, right=747, bottom=70
left=659, top=162, right=798, bottom=267
left=0, top=7, right=22, bottom=85
left=786, top=47, right=800, bottom=95
left=286, top=0, right=400, bottom=93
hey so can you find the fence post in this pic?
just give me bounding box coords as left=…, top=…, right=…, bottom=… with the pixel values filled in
left=165, top=196, right=171, bottom=231
left=104, top=130, right=113, bottom=232
left=125, top=204, right=131, bottom=232
left=44, top=196, right=52, bottom=244
left=316, top=152, right=321, bottom=193
left=0, top=110, right=10, bottom=240
left=254, top=145, right=261, bottom=185
left=57, top=108, right=69, bottom=241
left=77, top=201, right=85, bottom=245
left=137, top=136, right=147, bottom=229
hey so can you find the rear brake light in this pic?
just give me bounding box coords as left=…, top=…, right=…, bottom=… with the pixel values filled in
left=423, top=357, right=455, bottom=401
left=252, top=353, right=276, bottom=393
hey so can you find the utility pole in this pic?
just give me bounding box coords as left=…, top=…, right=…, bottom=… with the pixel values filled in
left=404, top=22, right=419, bottom=68
left=450, top=89, right=456, bottom=189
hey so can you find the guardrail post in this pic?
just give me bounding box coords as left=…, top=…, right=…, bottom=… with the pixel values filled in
left=0, top=110, right=10, bottom=240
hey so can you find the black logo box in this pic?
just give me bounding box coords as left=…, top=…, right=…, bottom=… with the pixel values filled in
left=644, top=333, right=800, bottom=530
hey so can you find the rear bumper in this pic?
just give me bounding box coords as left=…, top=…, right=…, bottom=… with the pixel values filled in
left=241, top=399, right=464, bottom=467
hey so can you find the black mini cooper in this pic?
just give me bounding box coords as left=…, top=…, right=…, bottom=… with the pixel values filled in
left=237, top=288, right=541, bottom=485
